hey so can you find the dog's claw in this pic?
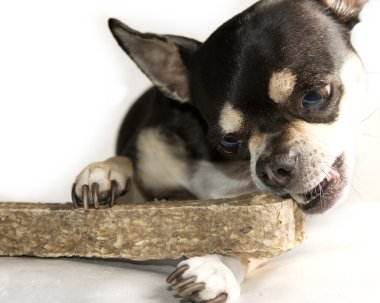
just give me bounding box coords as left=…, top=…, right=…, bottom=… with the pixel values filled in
left=167, top=265, right=189, bottom=284
left=204, top=293, right=228, bottom=303
left=122, top=178, right=131, bottom=196
left=82, top=184, right=90, bottom=209
left=109, top=180, right=118, bottom=207
left=170, top=276, right=196, bottom=290
left=167, top=263, right=229, bottom=303
left=71, top=178, right=131, bottom=209
left=92, top=183, right=100, bottom=209
left=71, top=183, right=79, bottom=208
left=178, top=282, right=206, bottom=297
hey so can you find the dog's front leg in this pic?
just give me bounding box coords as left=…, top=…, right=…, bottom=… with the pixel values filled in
left=71, top=156, right=143, bottom=208
left=167, top=255, right=266, bottom=303
left=165, top=160, right=261, bottom=302
left=167, top=255, right=244, bottom=303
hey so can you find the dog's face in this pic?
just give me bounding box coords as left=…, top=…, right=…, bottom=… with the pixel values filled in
left=109, top=0, right=367, bottom=213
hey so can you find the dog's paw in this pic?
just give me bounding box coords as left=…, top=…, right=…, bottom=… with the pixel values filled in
left=167, top=255, right=241, bottom=303
left=72, top=161, right=130, bottom=209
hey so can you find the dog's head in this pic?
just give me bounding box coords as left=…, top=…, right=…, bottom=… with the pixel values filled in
left=109, top=0, right=367, bottom=213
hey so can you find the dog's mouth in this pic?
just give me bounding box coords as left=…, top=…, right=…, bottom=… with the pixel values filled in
left=288, top=154, right=347, bottom=214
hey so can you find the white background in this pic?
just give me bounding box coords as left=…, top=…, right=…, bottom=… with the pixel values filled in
left=0, top=0, right=379, bottom=203
left=0, top=1, right=380, bottom=303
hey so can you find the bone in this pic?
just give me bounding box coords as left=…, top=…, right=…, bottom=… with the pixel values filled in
left=0, top=194, right=305, bottom=260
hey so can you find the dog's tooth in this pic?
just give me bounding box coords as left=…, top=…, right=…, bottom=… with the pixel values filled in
left=290, top=193, right=306, bottom=204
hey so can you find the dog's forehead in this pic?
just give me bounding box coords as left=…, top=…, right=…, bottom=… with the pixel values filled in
left=197, top=0, right=348, bottom=98
left=233, top=1, right=348, bottom=84
left=193, top=0, right=350, bottom=122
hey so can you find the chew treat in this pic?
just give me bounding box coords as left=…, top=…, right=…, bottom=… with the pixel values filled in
left=0, top=194, right=305, bottom=260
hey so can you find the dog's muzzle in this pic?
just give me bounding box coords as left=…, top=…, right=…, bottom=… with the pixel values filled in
left=255, top=153, right=348, bottom=214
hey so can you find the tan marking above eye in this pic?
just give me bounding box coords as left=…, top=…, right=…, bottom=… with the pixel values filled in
left=219, top=103, right=244, bottom=133
left=269, top=68, right=297, bottom=103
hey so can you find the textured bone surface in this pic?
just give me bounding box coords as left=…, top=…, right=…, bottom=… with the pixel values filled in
left=0, top=194, right=305, bottom=260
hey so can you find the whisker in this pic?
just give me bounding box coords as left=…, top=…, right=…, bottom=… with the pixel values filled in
left=347, top=182, right=364, bottom=201
left=360, top=105, right=380, bottom=123
left=360, top=133, right=380, bottom=139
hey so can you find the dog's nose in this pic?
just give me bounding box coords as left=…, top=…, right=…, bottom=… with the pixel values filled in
left=256, top=154, right=297, bottom=190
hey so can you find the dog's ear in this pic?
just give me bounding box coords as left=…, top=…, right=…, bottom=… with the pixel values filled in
left=317, top=0, right=368, bottom=28
left=108, top=18, right=200, bottom=103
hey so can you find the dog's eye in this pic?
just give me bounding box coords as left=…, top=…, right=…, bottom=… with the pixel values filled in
left=302, top=84, right=331, bottom=110
left=220, top=135, right=240, bottom=154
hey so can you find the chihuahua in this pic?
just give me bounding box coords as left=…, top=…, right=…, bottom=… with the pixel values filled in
left=72, top=0, right=367, bottom=302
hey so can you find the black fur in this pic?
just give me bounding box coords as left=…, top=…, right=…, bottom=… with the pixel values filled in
left=110, top=0, right=365, bottom=209
left=115, top=0, right=356, bottom=160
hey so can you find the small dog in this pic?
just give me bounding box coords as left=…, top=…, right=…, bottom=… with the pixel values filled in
left=72, top=0, right=367, bottom=302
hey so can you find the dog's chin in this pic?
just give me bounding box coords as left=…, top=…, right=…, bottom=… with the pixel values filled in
left=289, top=154, right=349, bottom=214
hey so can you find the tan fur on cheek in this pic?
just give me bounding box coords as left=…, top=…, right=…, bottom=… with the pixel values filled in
left=287, top=54, right=365, bottom=157
left=269, top=68, right=297, bottom=103
left=248, top=134, right=268, bottom=158
left=289, top=121, right=344, bottom=154
left=219, top=103, right=244, bottom=133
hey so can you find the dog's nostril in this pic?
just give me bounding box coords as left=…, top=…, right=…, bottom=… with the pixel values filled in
left=276, top=167, right=292, bottom=177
